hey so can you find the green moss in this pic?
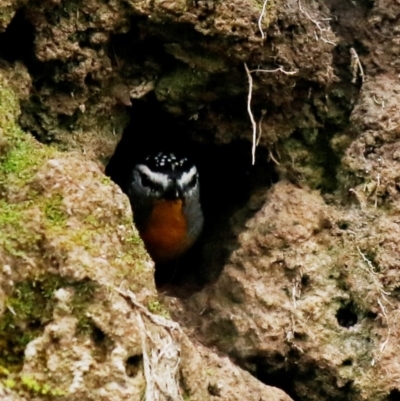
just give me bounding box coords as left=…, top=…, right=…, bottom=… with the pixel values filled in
left=0, top=80, right=20, bottom=123
left=0, top=72, right=55, bottom=182
left=0, top=111, right=51, bottom=190
left=1, top=373, right=66, bottom=396
left=1, top=136, right=40, bottom=178
left=84, top=214, right=102, bottom=228
left=69, top=228, right=97, bottom=252
left=0, top=74, right=59, bottom=259
left=20, top=375, right=66, bottom=396
left=0, top=280, right=53, bottom=371
left=0, top=365, right=10, bottom=376
left=44, top=194, right=67, bottom=226
left=3, top=378, right=16, bottom=388
left=0, top=72, right=152, bottom=378
left=147, top=300, right=170, bottom=318
left=71, top=279, right=97, bottom=334
left=101, top=176, right=112, bottom=186
left=0, top=199, right=42, bottom=258
left=0, top=275, right=98, bottom=372
left=125, top=232, right=143, bottom=246
left=0, top=200, right=24, bottom=226
left=155, top=67, right=210, bottom=102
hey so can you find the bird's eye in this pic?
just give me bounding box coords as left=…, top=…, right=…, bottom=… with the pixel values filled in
left=141, top=174, right=152, bottom=188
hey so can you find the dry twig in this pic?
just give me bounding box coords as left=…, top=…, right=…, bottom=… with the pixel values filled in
left=350, top=47, right=365, bottom=84
left=298, top=0, right=336, bottom=45
left=116, top=288, right=183, bottom=401
left=258, top=0, right=269, bottom=40
left=244, top=62, right=257, bottom=165
left=256, top=109, right=266, bottom=146
left=250, top=67, right=298, bottom=75
left=244, top=64, right=297, bottom=165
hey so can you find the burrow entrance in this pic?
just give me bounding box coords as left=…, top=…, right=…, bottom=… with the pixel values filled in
left=106, top=94, right=276, bottom=295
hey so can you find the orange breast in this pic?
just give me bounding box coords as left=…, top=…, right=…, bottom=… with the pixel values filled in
left=140, top=199, right=189, bottom=263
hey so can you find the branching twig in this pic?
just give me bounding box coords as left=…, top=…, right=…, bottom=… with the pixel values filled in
left=244, top=64, right=297, bottom=165
left=298, top=0, right=336, bottom=45
left=136, top=312, right=155, bottom=401
left=116, top=287, right=180, bottom=331
left=115, top=287, right=183, bottom=401
left=357, top=246, right=377, bottom=275
left=250, top=67, right=298, bottom=75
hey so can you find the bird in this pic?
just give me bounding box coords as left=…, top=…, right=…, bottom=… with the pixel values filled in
left=127, top=152, right=204, bottom=263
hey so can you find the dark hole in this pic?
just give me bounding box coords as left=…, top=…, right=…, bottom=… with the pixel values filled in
left=246, top=354, right=357, bottom=401
left=89, top=323, right=114, bottom=363
left=301, top=274, right=310, bottom=288
left=208, top=383, right=221, bottom=396
left=126, top=355, right=142, bottom=377
left=246, top=354, right=300, bottom=401
left=336, top=302, right=358, bottom=328
left=0, top=9, right=35, bottom=63
left=389, top=389, right=400, bottom=401
left=342, top=358, right=352, bottom=366
left=337, top=221, right=349, bottom=230
left=365, top=310, right=378, bottom=320
left=106, top=95, right=277, bottom=296
left=91, top=325, right=106, bottom=345
left=293, top=332, right=307, bottom=341
left=27, top=319, right=42, bottom=331
left=389, top=286, right=400, bottom=300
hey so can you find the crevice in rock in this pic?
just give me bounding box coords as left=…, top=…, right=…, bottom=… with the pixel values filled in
left=89, top=324, right=115, bottom=364
left=245, top=353, right=357, bottom=401
left=0, top=9, right=35, bottom=64
left=106, top=95, right=276, bottom=296
left=388, top=389, right=400, bottom=401
left=91, top=325, right=106, bottom=345
left=336, top=302, right=358, bottom=328
left=245, top=354, right=300, bottom=401
left=341, top=358, right=353, bottom=366
left=125, top=355, right=142, bottom=377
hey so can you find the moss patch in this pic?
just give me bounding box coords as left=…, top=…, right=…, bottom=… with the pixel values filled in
left=0, top=199, right=42, bottom=258
left=43, top=193, right=68, bottom=226
left=0, top=78, right=53, bottom=185
left=0, top=275, right=97, bottom=372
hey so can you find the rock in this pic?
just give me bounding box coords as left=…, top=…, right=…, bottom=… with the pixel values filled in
left=164, top=181, right=400, bottom=400
left=0, top=71, right=291, bottom=401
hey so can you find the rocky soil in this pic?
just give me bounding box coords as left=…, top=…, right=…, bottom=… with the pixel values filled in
left=1, top=0, right=400, bottom=400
